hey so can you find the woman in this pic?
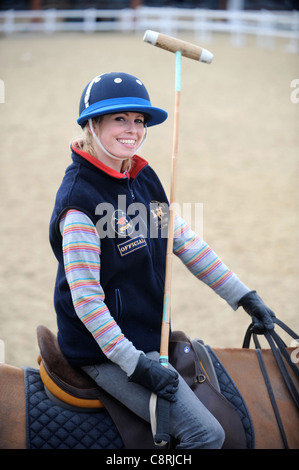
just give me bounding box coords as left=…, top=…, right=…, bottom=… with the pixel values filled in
left=49, top=72, right=275, bottom=449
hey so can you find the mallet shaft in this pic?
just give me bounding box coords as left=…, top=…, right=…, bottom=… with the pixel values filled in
left=159, top=52, right=181, bottom=368
left=143, top=30, right=213, bottom=64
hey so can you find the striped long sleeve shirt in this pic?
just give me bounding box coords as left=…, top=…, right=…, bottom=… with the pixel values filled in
left=60, top=209, right=249, bottom=376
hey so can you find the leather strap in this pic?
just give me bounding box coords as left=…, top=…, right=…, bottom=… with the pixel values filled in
left=243, top=319, right=299, bottom=409
left=242, top=318, right=299, bottom=449
left=255, top=347, right=289, bottom=449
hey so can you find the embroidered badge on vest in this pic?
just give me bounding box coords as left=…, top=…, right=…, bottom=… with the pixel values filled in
left=117, top=235, right=147, bottom=256
left=112, top=210, right=134, bottom=237
left=150, top=200, right=168, bottom=234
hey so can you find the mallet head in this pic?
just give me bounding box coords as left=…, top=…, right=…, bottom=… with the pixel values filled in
left=143, top=30, right=213, bottom=64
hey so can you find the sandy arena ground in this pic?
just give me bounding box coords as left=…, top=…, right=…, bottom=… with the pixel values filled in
left=0, top=31, right=298, bottom=368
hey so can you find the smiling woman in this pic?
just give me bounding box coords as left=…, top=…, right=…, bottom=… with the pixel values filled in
left=45, top=68, right=279, bottom=450
left=74, top=112, right=148, bottom=173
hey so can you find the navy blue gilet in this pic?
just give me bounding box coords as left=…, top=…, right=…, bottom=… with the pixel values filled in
left=49, top=148, right=168, bottom=366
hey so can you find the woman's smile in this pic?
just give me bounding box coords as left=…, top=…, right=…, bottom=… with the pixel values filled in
left=117, top=138, right=137, bottom=148
left=91, top=112, right=146, bottom=171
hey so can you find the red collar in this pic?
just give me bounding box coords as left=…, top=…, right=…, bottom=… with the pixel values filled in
left=71, top=144, right=148, bottom=180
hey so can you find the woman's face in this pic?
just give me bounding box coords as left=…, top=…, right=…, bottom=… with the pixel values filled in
left=92, top=112, right=146, bottom=170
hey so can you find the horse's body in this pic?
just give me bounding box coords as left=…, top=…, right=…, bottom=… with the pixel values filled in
left=215, top=347, right=299, bottom=449
left=1, top=346, right=298, bottom=449
left=0, top=363, right=26, bottom=449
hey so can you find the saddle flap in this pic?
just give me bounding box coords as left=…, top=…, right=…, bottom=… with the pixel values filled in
left=169, top=330, right=220, bottom=391
left=169, top=330, right=248, bottom=449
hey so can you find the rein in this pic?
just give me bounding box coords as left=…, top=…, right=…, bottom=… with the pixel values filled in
left=243, top=318, right=299, bottom=449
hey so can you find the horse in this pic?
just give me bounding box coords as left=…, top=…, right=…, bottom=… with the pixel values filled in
left=0, top=329, right=298, bottom=450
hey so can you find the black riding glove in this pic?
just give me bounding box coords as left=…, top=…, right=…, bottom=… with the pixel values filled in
left=129, top=355, right=179, bottom=402
left=238, top=290, right=275, bottom=333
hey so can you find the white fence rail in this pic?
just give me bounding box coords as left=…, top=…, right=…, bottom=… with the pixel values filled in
left=0, top=7, right=298, bottom=52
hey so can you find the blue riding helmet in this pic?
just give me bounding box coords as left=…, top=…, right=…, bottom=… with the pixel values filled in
left=77, top=72, right=168, bottom=128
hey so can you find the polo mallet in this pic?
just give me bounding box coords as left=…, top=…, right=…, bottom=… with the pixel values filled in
left=143, top=30, right=213, bottom=446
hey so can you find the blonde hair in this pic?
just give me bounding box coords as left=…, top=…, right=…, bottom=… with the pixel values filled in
left=71, top=117, right=132, bottom=174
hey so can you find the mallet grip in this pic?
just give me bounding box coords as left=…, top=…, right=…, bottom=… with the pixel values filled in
left=143, top=30, right=213, bottom=64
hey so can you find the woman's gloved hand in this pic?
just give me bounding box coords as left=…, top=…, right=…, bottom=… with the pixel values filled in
left=128, top=355, right=179, bottom=402
left=238, top=290, right=275, bottom=333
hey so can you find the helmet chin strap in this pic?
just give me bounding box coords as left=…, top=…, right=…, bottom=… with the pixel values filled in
left=88, top=119, right=148, bottom=163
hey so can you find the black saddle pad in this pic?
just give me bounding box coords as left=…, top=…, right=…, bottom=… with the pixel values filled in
left=207, top=347, right=254, bottom=449
left=24, top=367, right=123, bottom=449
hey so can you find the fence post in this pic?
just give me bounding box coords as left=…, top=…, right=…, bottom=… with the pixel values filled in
left=84, top=8, right=96, bottom=33
left=285, top=10, right=299, bottom=53
left=4, top=9, right=15, bottom=35
left=157, top=7, right=175, bottom=36
left=230, top=10, right=247, bottom=47
left=120, top=8, right=134, bottom=32
left=44, top=8, right=56, bottom=34
left=257, top=9, right=275, bottom=49
left=194, top=9, right=212, bottom=43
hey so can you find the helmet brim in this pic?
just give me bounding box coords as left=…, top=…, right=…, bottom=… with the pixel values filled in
left=77, top=97, right=168, bottom=128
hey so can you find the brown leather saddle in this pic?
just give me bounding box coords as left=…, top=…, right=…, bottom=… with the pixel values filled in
left=37, top=325, right=248, bottom=449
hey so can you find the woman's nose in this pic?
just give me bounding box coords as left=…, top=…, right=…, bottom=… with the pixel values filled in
left=125, top=120, right=138, bottom=132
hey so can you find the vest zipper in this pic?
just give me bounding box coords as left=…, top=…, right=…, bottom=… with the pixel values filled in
left=129, top=188, right=135, bottom=202
left=128, top=181, right=150, bottom=240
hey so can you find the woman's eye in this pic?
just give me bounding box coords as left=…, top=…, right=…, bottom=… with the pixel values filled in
left=114, top=115, right=144, bottom=124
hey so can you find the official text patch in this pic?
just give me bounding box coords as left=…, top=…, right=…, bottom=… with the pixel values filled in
left=117, top=235, right=147, bottom=256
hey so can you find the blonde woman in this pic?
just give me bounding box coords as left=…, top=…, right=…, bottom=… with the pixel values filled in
left=50, top=72, right=275, bottom=449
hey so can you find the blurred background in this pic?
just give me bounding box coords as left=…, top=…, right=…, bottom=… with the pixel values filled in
left=0, top=0, right=298, bottom=367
